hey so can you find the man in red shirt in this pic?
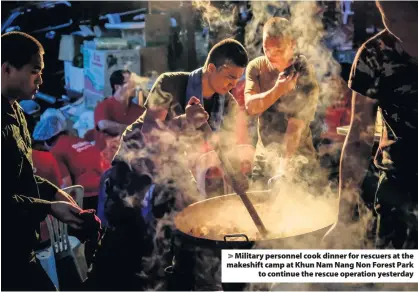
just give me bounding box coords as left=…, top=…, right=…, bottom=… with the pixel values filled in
left=94, top=70, right=145, bottom=156
left=32, top=148, right=63, bottom=187
left=32, top=148, right=63, bottom=242
left=27, top=117, right=63, bottom=188
left=33, top=116, right=104, bottom=210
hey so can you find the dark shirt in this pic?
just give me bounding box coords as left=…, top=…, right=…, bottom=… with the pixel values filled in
left=138, top=71, right=238, bottom=130
left=349, top=29, right=418, bottom=189
left=245, top=56, right=319, bottom=157
left=1, top=95, right=58, bottom=265
left=116, top=71, right=240, bottom=165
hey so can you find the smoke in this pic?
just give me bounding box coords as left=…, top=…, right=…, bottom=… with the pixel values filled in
left=187, top=1, right=382, bottom=290
left=288, top=1, right=342, bottom=113
left=193, top=1, right=237, bottom=43
left=244, top=1, right=289, bottom=59
left=177, top=185, right=338, bottom=242
left=192, top=0, right=347, bottom=199
left=192, top=1, right=343, bottom=108
left=112, top=124, right=210, bottom=290
left=139, top=213, right=177, bottom=290
left=98, top=1, right=385, bottom=291
left=192, top=0, right=237, bottom=33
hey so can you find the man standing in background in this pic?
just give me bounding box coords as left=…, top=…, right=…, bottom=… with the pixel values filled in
left=324, top=1, right=418, bottom=249
left=95, top=70, right=144, bottom=141
left=94, top=69, right=145, bottom=164
left=244, top=17, right=319, bottom=189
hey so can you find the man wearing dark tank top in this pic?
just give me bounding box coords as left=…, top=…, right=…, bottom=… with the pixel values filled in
left=324, top=1, right=418, bottom=249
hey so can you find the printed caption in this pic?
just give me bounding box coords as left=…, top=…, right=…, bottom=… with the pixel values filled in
left=222, top=250, right=418, bottom=283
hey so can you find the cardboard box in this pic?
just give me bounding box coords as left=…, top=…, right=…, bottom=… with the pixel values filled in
left=83, top=48, right=141, bottom=98
left=59, top=35, right=84, bottom=62
left=105, top=22, right=146, bottom=47
left=148, top=1, right=181, bottom=13
left=64, top=61, right=84, bottom=93
left=140, top=46, right=168, bottom=75
left=145, top=14, right=171, bottom=47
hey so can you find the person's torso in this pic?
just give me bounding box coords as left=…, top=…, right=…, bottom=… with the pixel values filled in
left=2, top=98, right=43, bottom=262
left=94, top=130, right=107, bottom=151
left=252, top=56, right=315, bottom=155
left=2, top=100, right=40, bottom=199
left=165, top=73, right=190, bottom=120
left=32, top=150, right=62, bottom=187
left=363, top=31, right=418, bottom=180
left=139, top=72, right=190, bottom=124
left=105, top=97, right=145, bottom=125
left=52, top=135, right=103, bottom=194
left=202, top=91, right=234, bottom=132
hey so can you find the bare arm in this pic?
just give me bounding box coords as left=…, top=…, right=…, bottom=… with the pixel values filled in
left=282, top=71, right=319, bottom=171
left=245, top=83, right=287, bottom=116
left=245, top=73, right=298, bottom=116
left=283, top=118, right=306, bottom=159
left=97, top=120, right=128, bottom=136
left=338, top=91, right=378, bottom=223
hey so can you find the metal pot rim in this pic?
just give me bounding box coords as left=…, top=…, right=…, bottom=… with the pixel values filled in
left=174, top=190, right=336, bottom=244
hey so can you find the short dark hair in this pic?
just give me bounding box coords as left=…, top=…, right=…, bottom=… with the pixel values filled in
left=1, top=31, right=44, bottom=69
left=204, top=39, right=248, bottom=69
left=110, top=69, right=131, bottom=94
left=263, top=17, right=292, bottom=40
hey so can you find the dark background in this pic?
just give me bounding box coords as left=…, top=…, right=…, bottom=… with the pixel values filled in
left=2, top=1, right=383, bottom=100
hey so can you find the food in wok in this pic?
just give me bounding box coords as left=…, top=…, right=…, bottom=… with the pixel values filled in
left=177, top=191, right=338, bottom=242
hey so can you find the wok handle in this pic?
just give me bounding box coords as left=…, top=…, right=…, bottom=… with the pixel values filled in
left=224, top=234, right=249, bottom=242
left=199, top=122, right=269, bottom=238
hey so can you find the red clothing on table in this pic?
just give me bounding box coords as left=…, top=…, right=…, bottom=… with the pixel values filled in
left=51, top=135, right=103, bottom=197
left=321, top=84, right=352, bottom=142
left=94, top=97, right=145, bottom=150
left=32, top=150, right=63, bottom=187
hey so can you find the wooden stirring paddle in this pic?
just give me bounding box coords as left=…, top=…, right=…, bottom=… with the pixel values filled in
left=199, top=122, right=269, bottom=238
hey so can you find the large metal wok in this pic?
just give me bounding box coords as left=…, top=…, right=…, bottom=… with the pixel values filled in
left=174, top=190, right=337, bottom=249
left=168, top=190, right=337, bottom=290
